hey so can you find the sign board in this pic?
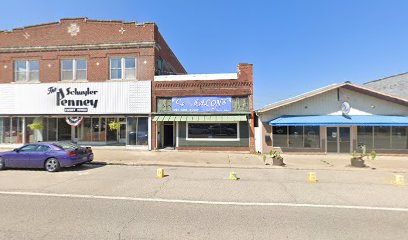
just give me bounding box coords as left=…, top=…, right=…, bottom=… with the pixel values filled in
left=0, top=81, right=151, bottom=115
left=172, top=96, right=232, bottom=112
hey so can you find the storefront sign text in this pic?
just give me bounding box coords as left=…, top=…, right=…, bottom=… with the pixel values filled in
left=48, top=87, right=98, bottom=112
left=172, top=96, right=232, bottom=112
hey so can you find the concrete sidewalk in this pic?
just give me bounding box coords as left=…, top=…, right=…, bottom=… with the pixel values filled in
left=90, top=149, right=408, bottom=172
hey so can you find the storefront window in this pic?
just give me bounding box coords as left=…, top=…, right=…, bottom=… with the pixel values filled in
left=391, top=127, right=408, bottom=149
left=187, top=123, right=238, bottom=139
left=0, top=118, right=10, bottom=144
left=273, top=126, right=320, bottom=148
left=357, top=126, right=374, bottom=150
left=11, top=117, right=23, bottom=144
left=136, top=118, right=148, bottom=145
left=57, top=118, right=71, bottom=141
left=77, top=118, right=92, bottom=142
left=272, top=126, right=287, bottom=147
left=374, top=126, right=391, bottom=149
left=26, top=117, right=45, bottom=143
left=127, top=117, right=137, bottom=145
left=288, top=126, right=303, bottom=148
left=106, top=118, right=117, bottom=142
left=304, top=126, right=320, bottom=148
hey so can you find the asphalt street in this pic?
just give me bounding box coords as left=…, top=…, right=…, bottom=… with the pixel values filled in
left=0, top=164, right=407, bottom=239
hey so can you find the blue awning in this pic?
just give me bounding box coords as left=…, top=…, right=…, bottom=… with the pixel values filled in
left=269, top=115, right=408, bottom=126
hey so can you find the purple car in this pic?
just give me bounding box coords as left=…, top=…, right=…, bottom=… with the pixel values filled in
left=0, top=142, right=93, bottom=172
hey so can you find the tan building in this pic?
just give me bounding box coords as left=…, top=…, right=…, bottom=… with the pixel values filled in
left=255, top=82, right=408, bottom=154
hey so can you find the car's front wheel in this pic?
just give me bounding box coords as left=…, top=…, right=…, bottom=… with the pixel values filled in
left=0, top=157, right=5, bottom=170
left=45, top=158, right=60, bottom=172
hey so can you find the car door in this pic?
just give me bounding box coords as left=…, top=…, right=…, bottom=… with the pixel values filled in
left=29, top=145, right=51, bottom=168
left=7, top=144, right=38, bottom=168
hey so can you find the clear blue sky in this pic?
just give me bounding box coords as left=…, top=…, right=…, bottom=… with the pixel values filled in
left=1, top=0, right=408, bottom=108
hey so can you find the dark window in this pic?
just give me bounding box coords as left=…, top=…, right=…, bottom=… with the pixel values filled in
left=187, top=123, right=238, bottom=139
left=357, top=126, right=373, bottom=149
left=19, top=145, right=38, bottom=152
left=36, top=145, right=51, bottom=152
left=272, top=126, right=287, bottom=147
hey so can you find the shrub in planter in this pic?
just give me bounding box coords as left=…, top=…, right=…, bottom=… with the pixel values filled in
left=350, top=145, right=376, bottom=168
left=270, top=150, right=285, bottom=166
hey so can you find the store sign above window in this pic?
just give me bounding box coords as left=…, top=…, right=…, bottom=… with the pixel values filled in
left=48, top=86, right=98, bottom=113
left=172, top=96, right=232, bottom=112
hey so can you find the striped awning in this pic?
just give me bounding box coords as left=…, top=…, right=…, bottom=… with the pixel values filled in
left=153, top=115, right=247, bottom=122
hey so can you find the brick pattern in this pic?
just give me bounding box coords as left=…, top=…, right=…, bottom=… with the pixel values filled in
left=0, top=18, right=186, bottom=83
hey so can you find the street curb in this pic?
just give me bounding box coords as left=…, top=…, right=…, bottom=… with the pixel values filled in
left=88, top=161, right=408, bottom=173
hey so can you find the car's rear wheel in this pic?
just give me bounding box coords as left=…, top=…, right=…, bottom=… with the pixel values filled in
left=0, top=157, right=5, bottom=170
left=45, top=158, right=60, bottom=172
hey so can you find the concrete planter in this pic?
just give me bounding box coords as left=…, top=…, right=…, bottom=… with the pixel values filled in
left=272, top=157, right=285, bottom=166
left=351, top=158, right=365, bottom=168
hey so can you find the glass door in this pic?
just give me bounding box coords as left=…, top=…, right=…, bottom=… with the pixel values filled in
left=326, top=127, right=338, bottom=153
left=339, top=127, right=351, bottom=153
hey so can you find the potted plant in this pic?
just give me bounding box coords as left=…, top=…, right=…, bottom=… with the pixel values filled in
left=270, top=150, right=285, bottom=166
left=350, top=145, right=376, bottom=168
left=27, top=122, right=43, bottom=130
left=108, top=121, right=120, bottom=131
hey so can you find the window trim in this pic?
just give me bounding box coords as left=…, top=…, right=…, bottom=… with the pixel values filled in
left=109, top=57, right=137, bottom=80
left=60, top=59, right=87, bottom=81
left=186, top=122, right=240, bottom=141
left=14, top=60, right=39, bottom=82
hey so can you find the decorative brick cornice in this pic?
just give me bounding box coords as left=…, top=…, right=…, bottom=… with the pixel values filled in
left=154, top=81, right=252, bottom=89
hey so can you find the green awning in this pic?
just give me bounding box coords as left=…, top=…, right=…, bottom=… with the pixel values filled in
left=153, top=115, right=247, bottom=122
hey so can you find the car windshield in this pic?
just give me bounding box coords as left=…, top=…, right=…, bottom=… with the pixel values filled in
left=52, top=142, right=80, bottom=150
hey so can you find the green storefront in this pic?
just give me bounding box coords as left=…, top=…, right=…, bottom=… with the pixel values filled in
left=153, top=96, right=251, bottom=150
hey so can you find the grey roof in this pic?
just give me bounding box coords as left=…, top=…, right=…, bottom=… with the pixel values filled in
left=364, top=72, right=408, bottom=100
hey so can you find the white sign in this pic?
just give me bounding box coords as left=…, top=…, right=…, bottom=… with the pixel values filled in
left=341, top=102, right=351, bottom=115
left=0, top=81, right=151, bottom=115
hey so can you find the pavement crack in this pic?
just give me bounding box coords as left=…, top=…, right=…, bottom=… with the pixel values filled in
left=151, top=176, right=171, bottom=198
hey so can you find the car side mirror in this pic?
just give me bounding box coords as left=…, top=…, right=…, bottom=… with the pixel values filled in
left=13, top=148, right=19, bottom=152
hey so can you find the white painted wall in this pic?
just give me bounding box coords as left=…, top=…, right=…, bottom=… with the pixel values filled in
left=259, top=87, right=408, bottom=122
left=0, top=81, right=151, bottom=115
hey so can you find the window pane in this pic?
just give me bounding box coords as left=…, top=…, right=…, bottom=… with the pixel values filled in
left=15, top=72, right=26, bottom=81
left=78, top=118, right=92, bottom=141
left=357, top=126, right=373, bottom=149
left=15, top=61, right=26, bottom=72
left=61, top=71, right=74, bottom=81
left=61, top=60, right=73, bottom=70
left=304, top=126, right=320, bottom=148
left=47, top=118, right=57, bottom=141
left=111, top=69, right=122, bottom=79
left=127, top=117, right=137, bottom=145
left=136, top=118, right=148, bottom=145
left=374, top=126, right=391, bottom=149
left=188, top=123, right=238, bottom=139
left=124, top=68, right=136, bottom=79
left=392, top=127, right=408, bottom=149
left=92, top=118, right=100, bottom=142
left=288, top=126, right=303, bottom=148
left=110, top=58, right=121, bottom=68
left=76, top=70, right=87, bottom=80
left=1, top=117, right=11, bottom=144
left=29, top=71, right=39, bottom=81
left=272, top=126, right=287, bottom=147
left=29, top=60, right=39, bottom=71
left=76, top=60, right=87, bottom=70
left=125, top=58, right=135, bottom=68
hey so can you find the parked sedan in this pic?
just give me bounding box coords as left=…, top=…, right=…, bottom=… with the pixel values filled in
left=0, top=142, right=93, bottom=172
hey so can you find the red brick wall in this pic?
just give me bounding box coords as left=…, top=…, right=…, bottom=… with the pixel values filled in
left=0, top=18, right=185, bottom=83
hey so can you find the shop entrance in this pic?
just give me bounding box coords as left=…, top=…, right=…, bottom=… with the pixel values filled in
left=163, top=123, right=174, bottom=148
left=326, top=127, right=351, bottom=153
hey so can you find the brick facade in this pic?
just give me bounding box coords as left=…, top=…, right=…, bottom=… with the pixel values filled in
left=0, top=18, right=186, bottom=84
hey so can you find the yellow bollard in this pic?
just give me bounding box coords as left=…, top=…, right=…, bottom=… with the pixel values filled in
left=229, top=171, right=238, bottom=180
left=157, top=168, right=164, bottom=179
left=392, top=175, right=405, bottom=186
left=308, top=172, right=318, bottom=183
